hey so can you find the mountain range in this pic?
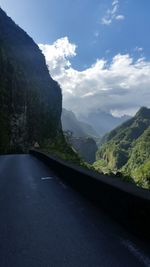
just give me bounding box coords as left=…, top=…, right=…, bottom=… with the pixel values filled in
left=95, top=107, right=150, bottom=189
left=61, top=109, right=98, bottom=163
left=78, top=109, right=131, bottom=136
left=61, top=109, right=99, bottom=138
left=61, top=108, right=131, bottom=164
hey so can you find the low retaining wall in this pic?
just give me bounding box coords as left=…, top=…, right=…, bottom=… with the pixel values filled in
left=30, top=149, right=150, bottom=239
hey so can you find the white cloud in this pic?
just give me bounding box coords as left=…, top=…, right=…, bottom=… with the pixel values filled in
left=39, top=37, right=150, bottom=116
left=134, top=46, right=143, bottom=52
left=101, top=0, right=125, bottom=25
left=112, top=0, right=119, bottom=6
left=39, top=37, right=76, bottom=78
left=101, top=17, right=112, bottom=25
left=115, top=15, right=125, bottom=20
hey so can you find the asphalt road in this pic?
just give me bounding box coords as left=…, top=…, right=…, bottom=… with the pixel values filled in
left=0, top=154, right=149, bottom=267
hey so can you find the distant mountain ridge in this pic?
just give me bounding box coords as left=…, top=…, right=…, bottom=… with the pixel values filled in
left=61, top=109, right=99, bottom=138
left=61, top=108, right=131, bottom=164
left=61, top=109, right=98, bottom=163
left=78, top=109, right=131, bottom=136
left=95, top=107, right=150, bottom=188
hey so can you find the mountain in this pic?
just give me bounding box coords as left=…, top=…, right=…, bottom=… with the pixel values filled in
left=61, top=109, right=98, bottom=163
left=71, top=137, right=98, bottom=164
left=122, top=126, right=150, bottom=187
left=95, top=107, right=150, bottom=188
left=61, top=109, right=99, bottom=138
left=0, top=8, right=62, bottom=153
left=78, top=109, right=131, bottom=136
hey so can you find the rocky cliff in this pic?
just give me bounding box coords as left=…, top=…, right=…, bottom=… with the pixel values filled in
left=0, top=8, right=62, bottom=153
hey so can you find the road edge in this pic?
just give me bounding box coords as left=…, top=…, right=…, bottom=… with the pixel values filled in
left=30, top=149, right=150, bottom=240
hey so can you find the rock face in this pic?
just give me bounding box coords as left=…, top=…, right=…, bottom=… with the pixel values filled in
left=0, top=8, right=62, bottom=153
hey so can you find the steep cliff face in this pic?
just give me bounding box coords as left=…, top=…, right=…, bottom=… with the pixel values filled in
left=0, top=8, right=62, bottom=153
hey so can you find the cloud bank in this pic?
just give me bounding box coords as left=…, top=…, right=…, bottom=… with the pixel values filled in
left=39, top=37, right=150, bottom=116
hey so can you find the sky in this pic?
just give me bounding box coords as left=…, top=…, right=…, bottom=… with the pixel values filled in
left=1, top=0, right=150, bottom=116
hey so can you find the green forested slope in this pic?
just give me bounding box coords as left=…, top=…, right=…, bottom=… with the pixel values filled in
left=122, top=126, right=150, bottom=187
left=95, top=107, right=150, bottom=188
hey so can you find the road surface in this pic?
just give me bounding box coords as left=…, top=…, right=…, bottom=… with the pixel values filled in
left=0, top=154, right=149, bottom=267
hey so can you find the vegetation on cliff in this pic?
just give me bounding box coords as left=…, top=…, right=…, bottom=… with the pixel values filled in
left=0, top=8, right=89, bottom=169
left=0, top=8, right=62, bottom=153
left=95, top=107, right=150, bottom=189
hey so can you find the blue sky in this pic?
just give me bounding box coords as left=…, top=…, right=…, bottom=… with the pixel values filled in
left=1, top=0, right=150, bottom=68
left=1, top=0, right=150, bottom=116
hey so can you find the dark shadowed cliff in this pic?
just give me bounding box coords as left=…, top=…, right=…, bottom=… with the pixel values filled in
left=71, top=137, right=98, bottom=164
left=0, top=8, right=62, bottom=153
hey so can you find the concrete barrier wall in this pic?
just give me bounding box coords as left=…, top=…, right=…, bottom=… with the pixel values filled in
left=30, top=149, right=150, bottom=239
